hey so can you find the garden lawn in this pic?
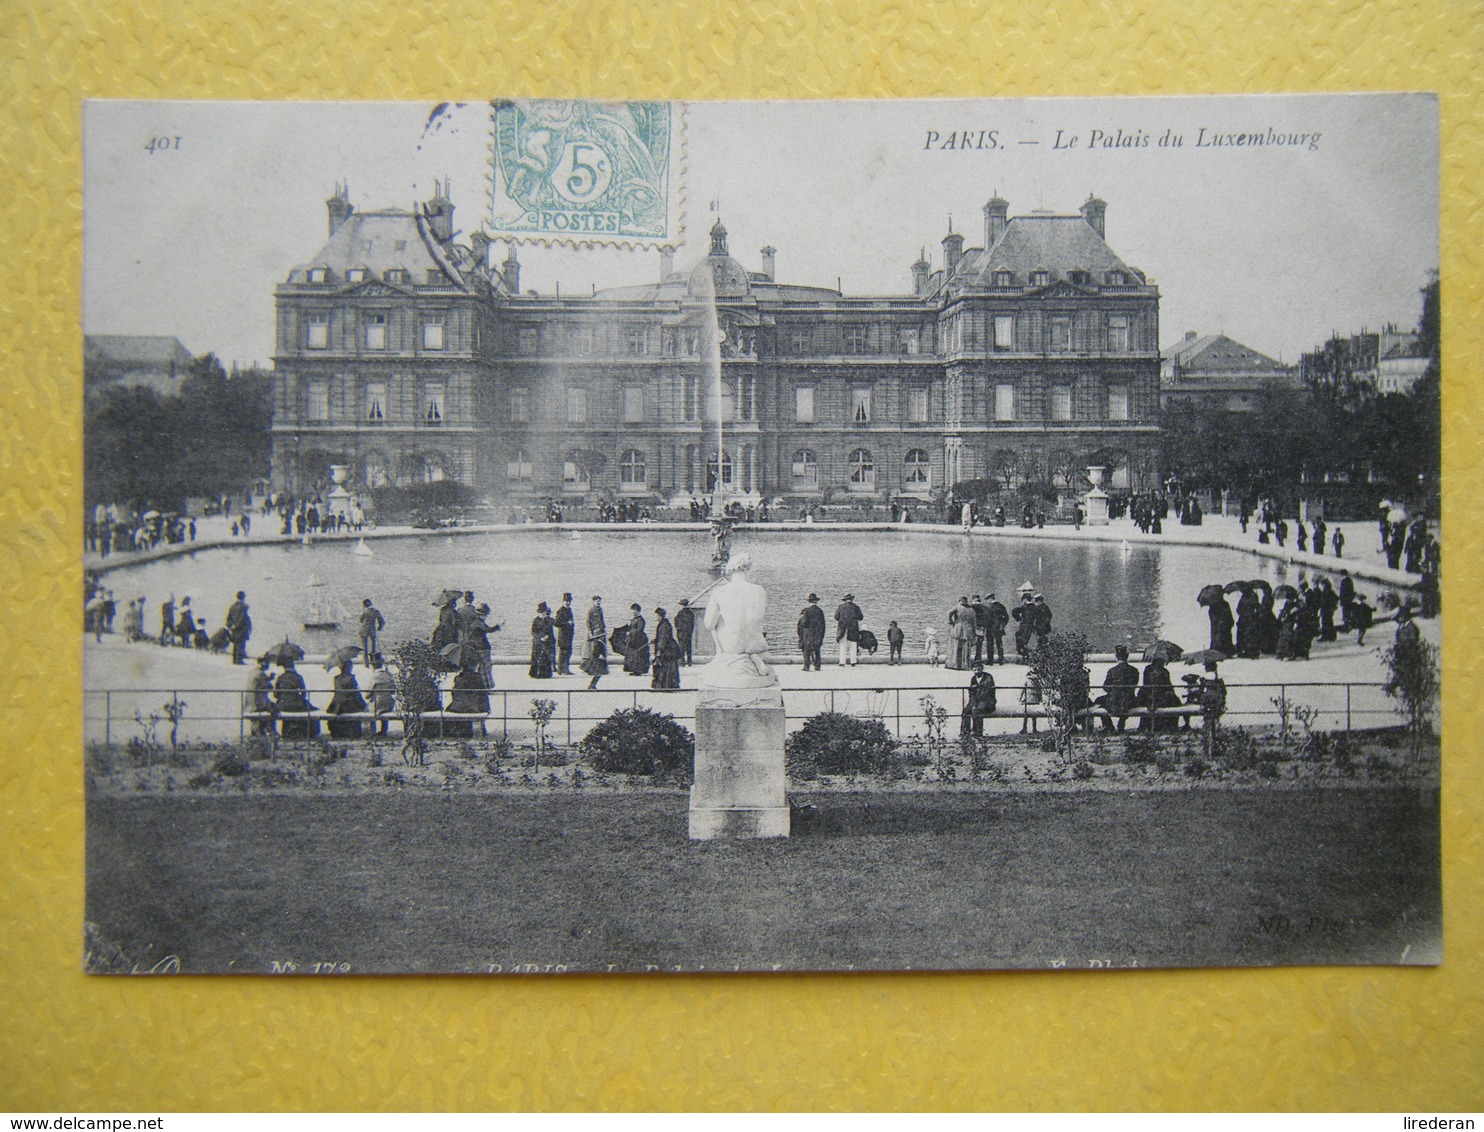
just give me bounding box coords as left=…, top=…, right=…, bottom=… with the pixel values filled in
left=86, top=787, right=1440, bottom=973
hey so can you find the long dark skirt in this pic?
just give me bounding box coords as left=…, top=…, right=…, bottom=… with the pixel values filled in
left=624, top=642, right=651, bottom=676
left=280, top=712, right=319, bottom=740
left=327, top=716, right=363, bottom=739
left=580, top=640, right=609, bottom=676
left=651, top=659, right=681, bottom=690
left=530, top=640, right=553, bottom=678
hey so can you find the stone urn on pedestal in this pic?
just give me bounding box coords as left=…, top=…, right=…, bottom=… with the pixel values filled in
left=327, top=464, right=353, bottom=519
left=1084, top=465, right=1110, bottom=526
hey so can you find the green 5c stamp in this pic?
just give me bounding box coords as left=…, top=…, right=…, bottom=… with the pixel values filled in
left=490, top=99, right=682, bottom=245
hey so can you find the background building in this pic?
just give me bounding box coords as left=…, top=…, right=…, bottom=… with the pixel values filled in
left=84, top=335, right=195, bottom=397
left=1160, top=331, right=1299, bottom=412
left=272, top=188, right=1163, bottom=503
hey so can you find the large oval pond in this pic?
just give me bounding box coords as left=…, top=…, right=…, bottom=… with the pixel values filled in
left=97, top=528, right=1335, bottom=658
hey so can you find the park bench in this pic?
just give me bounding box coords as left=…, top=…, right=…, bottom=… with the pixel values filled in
left=242, top=710, right=493, bottom=736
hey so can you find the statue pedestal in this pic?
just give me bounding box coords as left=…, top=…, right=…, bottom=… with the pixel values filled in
left=1084, top=487, right=1110, bottom=526
left=689, top=684, right=790, bottom=840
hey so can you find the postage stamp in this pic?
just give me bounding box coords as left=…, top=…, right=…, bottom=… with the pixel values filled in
left=490, top=98, right=682, bottom=245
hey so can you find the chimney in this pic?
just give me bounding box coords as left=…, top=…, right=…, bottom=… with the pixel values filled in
left=659, top=247, right=675, bottom=281
left=941, top=222, right=964, bottom=274
left=1080, top=194, right=1107, bottom=239
left=425, top=177, right=454, bottom=242
left=911, top=248, right=931, bottom=297
left=501, top=245, right=520, bottom=293
left=760, top=245, right=777, bottom=281
left=326, top=181, right=352, bottom=236
left=983, top=195, right=1009, bottom=250
left=470, top=231, right=491, bottom=272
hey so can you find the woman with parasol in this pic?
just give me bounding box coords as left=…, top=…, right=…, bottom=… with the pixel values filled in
left=430, top=590, right=461, bottom=651
left=268, top=641, right=317, bottom=740
left=442, top=641, right=489, bottom=738
left=1273, top=584, right=1302, bottom=660
left=324, top=645, right=366, bottom=739
left=1197, top=584, right=1234, bottom=656
left=1136, top=642, right=1182, bottom=732
left=1233, top=581, right=1262, bottom=659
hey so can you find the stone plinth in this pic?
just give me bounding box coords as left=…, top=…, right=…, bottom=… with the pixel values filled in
left=1084, top=464, right=1110, bottom=526
left=689, top=685, right=790, bottom=840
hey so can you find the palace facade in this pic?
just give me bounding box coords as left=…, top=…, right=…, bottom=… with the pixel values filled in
left=271, top=185, right=1162, bottom=504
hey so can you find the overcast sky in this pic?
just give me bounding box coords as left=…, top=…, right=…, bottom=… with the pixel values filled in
left=84, top=93, right=1437, bottom=367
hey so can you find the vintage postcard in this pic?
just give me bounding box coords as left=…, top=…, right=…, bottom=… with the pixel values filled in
left=81, top=94, right=1440, bottom=975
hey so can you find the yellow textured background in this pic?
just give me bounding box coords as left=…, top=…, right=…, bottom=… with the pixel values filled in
left=1, top=0, right=1481, bottom=1112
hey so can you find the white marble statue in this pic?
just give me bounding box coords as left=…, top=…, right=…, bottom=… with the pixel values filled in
left=699, top=552, right=777, bottom=689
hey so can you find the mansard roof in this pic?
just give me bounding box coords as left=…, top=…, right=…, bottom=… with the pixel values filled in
left=286, top=210, right=474, bottom=286
left=951, top=214, right=1147, bottom=288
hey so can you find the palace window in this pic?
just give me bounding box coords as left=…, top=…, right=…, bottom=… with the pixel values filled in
left=1106, top=270, right=1128, bottom=286
left=307, top=267, right=328, bottom=284
left=518, top=326, right=539, bottom=354
left=904, top=448, right=931, bottom=487
left=1051, top=384, right=1073, bottom=421
left=899, top=326, right=920, bottom=355
left=306, top=314, right=329, bottom=350
left=844, top=324, right=870, bottom=354
left=422, top=315, right=445, bottom=350
left=422, top=383, right=445, bottom=425
left=1108, top=315, right=1130, bottom=352
left=625, top=324, right=649, bottom=355
left=1049, top=316, right=1072, bottom=352
left=705, top=450, right=734, bottom=491
left=623, top=386, right=644, bottom=423
left=364, top=382, right=386, bottom=423
left=562, top=453, right=589, bottom=488
left=682, top=376, right=701, bottom=421
left=364, top=454, right=390, bottom=488
left=384, top=268, right=409, bottom=284
left=792, top=449, right=818, bottom=486
left=851, top=387, right=872, bottom=423
left=573, top=325, right=596, bottom=355
left=510, top=387, right=530, bottom=423
left=1030, top=270, right=1049, bottom=287
left=738, top=374, right=755, bottom=421
left=994, top=314, right=1015, bottom=351
left=993, top=270, right=1014, bottom=287
left=994, top=382, right=1016, bottom=421
left=1069, top=270, right=1091, bottom=285
left=790, top=326, right=812, bottom=354
left=365, top=312, right=387, bottom=350
left=305, top=381, right=329, bottom=421
left=620, top=448, right=647, bottom=486
left=346, top=268, right=367, bottom=283
left=908, top=386, right=929, bottom=423
left=566, top=387, right=588, bottom=423
left=1107, top=383, right=1130, bottom=421
left=848, top=448, right=875, bottom=489
left=795, top=385, right=815, bottom=423
left=507, top=449, right=533, bottom=484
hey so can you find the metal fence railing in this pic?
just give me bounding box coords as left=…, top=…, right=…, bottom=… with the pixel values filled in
left=84, top=680, right=1404, bottom=749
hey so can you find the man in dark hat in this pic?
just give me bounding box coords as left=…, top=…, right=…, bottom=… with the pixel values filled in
left=1094, top=644, right=1139, bottom=732
left=673, top=597, right=696, bottom=666
left=970, top=594, right=991, bottom=664
left=358, top=597, right=385, bottom=660
left=1032, top=593, right=1053, bottom=652
left=985, top=592, right=1008, bottom=665
left=581, top=595, right=608, bottom=689
left=834, top=593, right=863, bottom=666
left=797, top=592, right=826, bottom=671
left=225, top=590, right=252, bottom=665
left=554, top=592, right=575, bottom=674
left=247, top=654, right=276, bottom=737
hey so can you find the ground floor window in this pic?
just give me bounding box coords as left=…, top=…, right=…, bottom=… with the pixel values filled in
left=848, top=448, right=875, bottom=490
left=507, top=448, right=532, bottom=484
left=904, top=448, right=930, bottom=488
left=620, top=448, right=647, bottom=487
left=792, top=449, right=818, bottom=486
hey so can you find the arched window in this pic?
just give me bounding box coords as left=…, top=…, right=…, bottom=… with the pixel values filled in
left=705, top=450, right=733, bottom=491
left=620, top=448, right=647, bottom=487
left=507, top=449, right=532, bottom=484
left=848, top=448, right=875, bottom=490
left=792, top=449, right=818, bottom=486
left=364, top=453, right=390, bottom=488
left=904, top=448, right=931, bottom=487
left=562, top=451, right=589, bottom=488
left=422, top=453, right=448, bottom=484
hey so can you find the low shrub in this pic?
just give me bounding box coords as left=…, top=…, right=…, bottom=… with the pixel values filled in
left=211, top=748, right=250, bottom=777
left=1072, top=761, right=1095, bottom=780
left=785, top=712, right=896, bottom=777
left=581, top=707, right=695, bottom=781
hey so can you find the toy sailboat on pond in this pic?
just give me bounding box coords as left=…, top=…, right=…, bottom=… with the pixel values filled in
left=302, top=571, right=349, bottom=630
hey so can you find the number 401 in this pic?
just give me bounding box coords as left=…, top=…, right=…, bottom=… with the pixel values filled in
left=144, top=136, right=182, bottom=154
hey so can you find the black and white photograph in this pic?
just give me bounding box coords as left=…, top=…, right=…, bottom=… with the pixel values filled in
left=82, top=93, right=1441, bottom=974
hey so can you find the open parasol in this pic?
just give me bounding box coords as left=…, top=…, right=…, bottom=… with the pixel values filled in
left=1018, top=580, right=1035, bottom=595
left=1142, top=640, right=1183, bottom=662
left=431, top=588, right=464, bottom=607
left=439, top=641, right=482, bottom=669
left=1183, top=649, right=1229, bottom=666
left=263, top=640, right=306, bottom=666
left=1223, top=580, right=1249, bottom=594
left=1196, top=583, right=1226, bottom=606
left=1273, top=584, right=1299, bottom=601
left=323, top=644, right=362, bottom=670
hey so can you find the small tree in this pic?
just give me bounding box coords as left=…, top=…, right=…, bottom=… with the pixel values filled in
left=1027, top=631, right=1091, bottom=759
left=528, top=697, right=558, bottom=766
left=1383, top=632, right=1440, bottom=757
left=387, top=639, right=448, bottom=767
